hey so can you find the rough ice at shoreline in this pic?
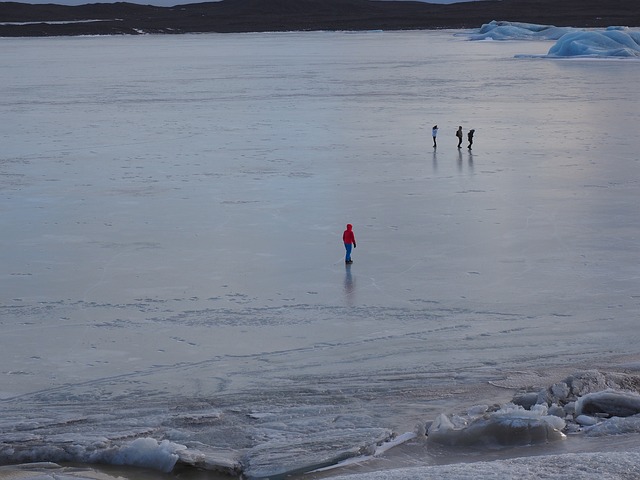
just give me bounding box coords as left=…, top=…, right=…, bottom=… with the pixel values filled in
left=427, top=371, right=640, bottom=451
left=3, top=371, right=640, bottom=478
left=0, top=435, right=189, bottom=474
left=547, top=27, right=640, bottom=58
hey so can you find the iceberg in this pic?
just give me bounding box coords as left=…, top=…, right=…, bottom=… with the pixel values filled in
left=98, top=438, right=186, bottom=473
left=427, top=404, right=566, bottom=447
left=547, top=27, right=640, bottom=58
left=468, top=20, right=576, bottom=41
left=469, top=22, right=640, bottom=59
left=575, top=389, right=640, bottom=417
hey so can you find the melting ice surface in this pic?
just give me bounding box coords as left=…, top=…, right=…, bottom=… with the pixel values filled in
left=2, top=29, right=640, bottom=480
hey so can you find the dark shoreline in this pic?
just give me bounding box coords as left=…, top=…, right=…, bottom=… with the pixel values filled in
left=0, top=0, right=638, bottom=37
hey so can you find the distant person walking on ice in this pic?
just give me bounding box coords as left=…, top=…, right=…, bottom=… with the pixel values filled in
left=456, top=126, right=463, bottom=148
left=343, top=224, right=356, bottom=264
left=432, top=125, right=438, bottom=148
left=467, top=129, right=475, bottom=150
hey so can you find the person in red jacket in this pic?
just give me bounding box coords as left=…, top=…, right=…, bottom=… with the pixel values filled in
left=343, top=224, right=356, bottom=264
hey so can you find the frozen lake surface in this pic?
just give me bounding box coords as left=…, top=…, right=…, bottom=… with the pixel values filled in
left=1, top=30, right=640, bottom=479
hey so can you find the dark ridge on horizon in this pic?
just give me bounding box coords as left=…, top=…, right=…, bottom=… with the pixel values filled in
left=0, top=0, right=638, bottom=37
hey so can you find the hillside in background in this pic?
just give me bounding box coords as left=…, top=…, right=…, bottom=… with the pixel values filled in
left=0, top=0, right=638, bottom=36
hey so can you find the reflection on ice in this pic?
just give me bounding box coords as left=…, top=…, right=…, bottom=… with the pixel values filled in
left=343, top=264, right=355, bottom=305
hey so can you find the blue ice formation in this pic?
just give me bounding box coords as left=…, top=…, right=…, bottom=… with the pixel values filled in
left=110, top=438, right=186, bottom=473
left=427, top=404, right=566, bottom=447
left=469, top=20, right=575, bottom=41
left=470, top=22, right=640, bottom=58
left=547, top=27, right=640, bottom=58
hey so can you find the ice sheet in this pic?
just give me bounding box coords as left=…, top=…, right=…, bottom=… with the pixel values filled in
left=2, top=30, right=640, bottom=478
